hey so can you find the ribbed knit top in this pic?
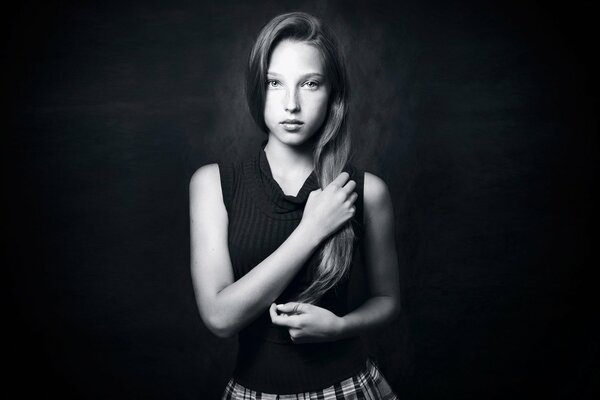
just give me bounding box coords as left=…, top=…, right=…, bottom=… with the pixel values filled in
left=217, top=139, right=368, bottom=394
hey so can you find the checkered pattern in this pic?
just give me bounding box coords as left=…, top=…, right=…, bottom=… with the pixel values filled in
left=221, top=358, right=398, bottom=399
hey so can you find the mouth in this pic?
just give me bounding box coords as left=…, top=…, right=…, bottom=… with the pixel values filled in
left=280, top=119, right=304, bottom=125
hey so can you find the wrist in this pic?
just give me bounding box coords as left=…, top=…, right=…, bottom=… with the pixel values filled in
left=296, top=221, right=323, bottom=248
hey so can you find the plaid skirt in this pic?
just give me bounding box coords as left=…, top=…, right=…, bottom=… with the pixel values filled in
left=221, top=358, right=398, bottom=399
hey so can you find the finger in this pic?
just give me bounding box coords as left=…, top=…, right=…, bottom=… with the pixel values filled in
left=271, top=303, right=301, bottom=327
left=288, top=328, right=302, bottom=343
left=329, top=171, right=350, bottom=189
left=268, top=303, right=278, bottom=322
left=276, top=302, right=304, bottom=314
left=271, top=313, right=302, bottom=328
left=341, top=179, right=356, bottom=195
left=345, top=192, right=358, bottom=205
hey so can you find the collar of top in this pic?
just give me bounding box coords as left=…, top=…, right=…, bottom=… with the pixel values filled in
left=252, top=139, right=320, bottom=218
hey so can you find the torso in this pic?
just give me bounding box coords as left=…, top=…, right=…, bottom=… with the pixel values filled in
left=214, top=139, right=370, bottom=393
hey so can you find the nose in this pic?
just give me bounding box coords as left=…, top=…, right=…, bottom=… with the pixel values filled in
left=284, top=88, right=300, bottom=112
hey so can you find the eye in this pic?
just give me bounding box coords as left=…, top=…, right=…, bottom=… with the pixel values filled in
left=266, top=79, right=281, bottom=88
left=303, top=80, right=320, bottom=89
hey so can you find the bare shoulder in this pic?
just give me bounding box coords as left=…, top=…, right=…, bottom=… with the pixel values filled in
left=364, top=172, right=392, bottom=209
left=190, top=163, right=220, bottom=190
left=364, top=172, right=393, bottom=223
left=189, top=163, right=225, bottom=209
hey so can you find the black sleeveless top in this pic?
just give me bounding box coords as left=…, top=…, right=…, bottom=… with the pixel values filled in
left=218, top=139, right=368, bottom=394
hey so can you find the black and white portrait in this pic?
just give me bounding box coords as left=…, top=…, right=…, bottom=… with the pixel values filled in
left=5, top=0, right=596, bottom=399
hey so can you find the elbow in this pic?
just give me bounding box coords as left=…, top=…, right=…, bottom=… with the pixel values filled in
left=388, top=295, right=401, bottom=320
left=204, top=314, right=238, bottom=339
left=194, top=291, right=240, bottom=338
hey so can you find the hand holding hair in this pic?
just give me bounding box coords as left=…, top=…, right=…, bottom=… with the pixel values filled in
left=299, top=171, right=358, bottom=243
left=269, top=302, right=345, bottom=344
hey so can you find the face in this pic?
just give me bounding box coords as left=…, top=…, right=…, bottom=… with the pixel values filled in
left=263, top=39, right=331, bottom=146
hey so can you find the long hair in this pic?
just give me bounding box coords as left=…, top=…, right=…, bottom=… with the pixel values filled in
left=246, top=12, right=354, bottom=304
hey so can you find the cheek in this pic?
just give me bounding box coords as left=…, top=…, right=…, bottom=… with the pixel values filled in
left=308, top=94, right=330, bottom=122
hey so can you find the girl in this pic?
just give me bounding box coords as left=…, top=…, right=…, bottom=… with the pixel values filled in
left=190, top=11, right=400, bottom=399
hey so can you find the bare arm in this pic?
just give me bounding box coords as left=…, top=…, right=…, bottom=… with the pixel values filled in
left=268, top=172, right=401, bottom=343
left=337, top=172, right=401, bottom=339
left=189, top=164, right=356, bottom=338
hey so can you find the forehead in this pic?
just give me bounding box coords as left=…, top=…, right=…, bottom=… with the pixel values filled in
left=267, top=39, right=324, bottom=75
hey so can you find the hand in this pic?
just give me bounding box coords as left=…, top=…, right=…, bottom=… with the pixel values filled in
left=299, top=172, right=357, bottom=243
left=269, top=302, right=344, bottom=344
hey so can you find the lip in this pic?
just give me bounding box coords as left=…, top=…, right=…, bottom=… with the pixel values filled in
left=280, top=119, right=304, bottom=125
left=281, top=122, right=303, bottom=132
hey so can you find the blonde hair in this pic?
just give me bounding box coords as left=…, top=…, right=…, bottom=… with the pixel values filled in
left=246, top=12, right=354, bottom=304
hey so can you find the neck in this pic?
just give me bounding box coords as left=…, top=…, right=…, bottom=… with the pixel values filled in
left=263, top=134, right=315, bottom=180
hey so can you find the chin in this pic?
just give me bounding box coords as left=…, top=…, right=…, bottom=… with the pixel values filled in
left=273, top=130, right=316, bottom=147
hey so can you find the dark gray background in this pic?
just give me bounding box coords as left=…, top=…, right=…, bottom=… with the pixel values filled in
left=5, top=0, right=597, bottom=399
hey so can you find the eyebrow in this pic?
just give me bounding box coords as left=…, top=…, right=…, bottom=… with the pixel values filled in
left=267, top=71, right=325, bottom=79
